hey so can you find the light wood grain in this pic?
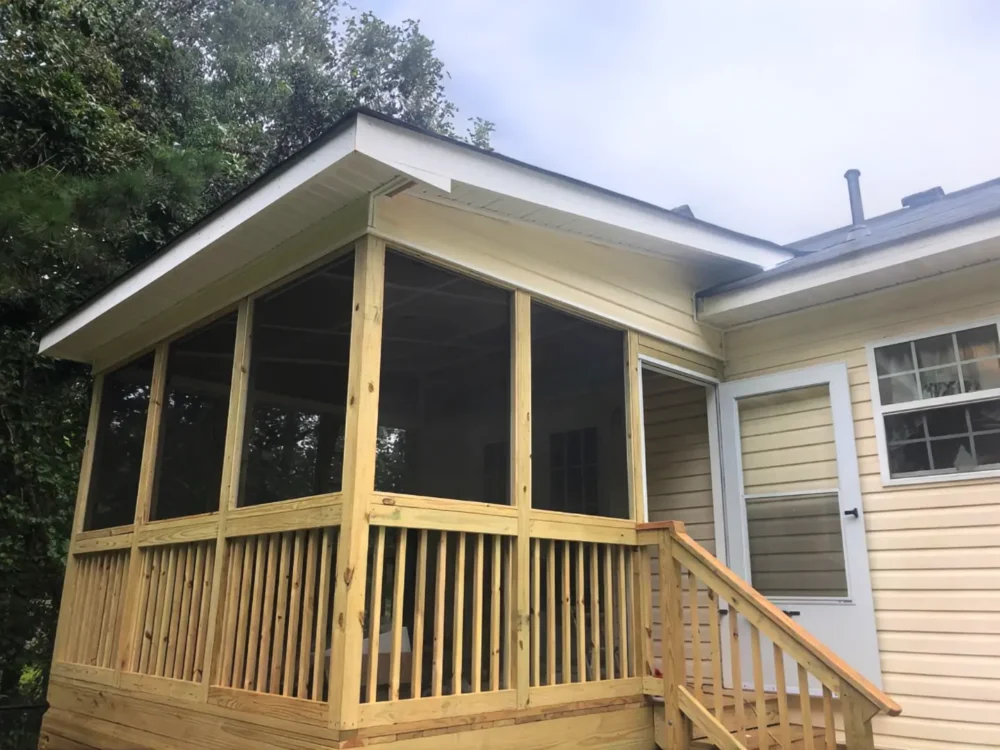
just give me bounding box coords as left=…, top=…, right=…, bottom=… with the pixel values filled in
left=453, top=532, right=466, bottom=695
left=366, top=526, right=387, bottom=703
left=389, top=528, right=408, bottom=701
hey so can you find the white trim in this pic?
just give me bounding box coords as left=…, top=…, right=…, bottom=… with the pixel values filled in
left=40, top=122, right=361, bottom=355
left=637, top=353, right=720, bottom=385
left=636, top=363, right=650, bottom=524
left=355, top=116, right=791, bottom=271
left=698, top=213, right=1000, bottom=327
left=865, top=317, right=1000, bottom=487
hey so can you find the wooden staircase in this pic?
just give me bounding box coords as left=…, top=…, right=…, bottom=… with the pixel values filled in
left=652, top=687, right=832, bottom=750
left=636, top=522, right=900, bottom=750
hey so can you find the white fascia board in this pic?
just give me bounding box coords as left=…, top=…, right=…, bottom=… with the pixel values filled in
left=354, top=114, right=791, bottom=270
left=39, top=121, right=361, bottom=356
left=698, top=213, right=1000, bottom=327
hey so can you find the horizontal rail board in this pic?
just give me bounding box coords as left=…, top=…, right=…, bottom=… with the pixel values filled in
left=357, top=689, right=517, bottom=727
left=226, top=502, right=343, bottom=537
left=208, top=686, right=329, bottom=726
left=527, top=678, right=643, bottom=707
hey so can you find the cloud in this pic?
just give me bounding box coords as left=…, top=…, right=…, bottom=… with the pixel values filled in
left=360, top=0, right=1000, bottom=243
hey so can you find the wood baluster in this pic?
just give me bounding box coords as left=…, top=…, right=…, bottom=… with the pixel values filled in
left=503, top=536, right=512, bottom=689
left=96, top=554, right=119, bottom=668
left=297, top=529, right=319, bottom=698
left=590, top=543, right=601, bottom=682
left=575, top=542, right=586, bottom=683
left=530, top=538, right=539, bottom=687
left=268, top=533, right=292, bottom=693
left=171, top=546, right=195, bottom=678
left=453, top=532, right=466, bottom=695
left=603, top=545, right=614, bottom=680
left=183, top=544, right=206, bottom=682
left=490, top=534, right=501, bottom=691
left=411, top=529, right=428, bottom=698
left=257, top=534, right=279, bottom=692
left=689, top=570, right=703, bottom=703
left=387, top=529, right=408, bottom=701
left=283, top=531, right=306, bottom=697
left=729, top=605, right=746, bottom=742
left=799, top=664, right=815, bottom=750
left=193, top=544, right=214, bottom=682
left=231, top=542, right=254, bottom=689
left=561, top=540, right=571, bottom=683
left=472, top=533, right=484, bottom=693
left=312, top=529, right=334, bottom=701
left=155, top=545, right=180, bottom=677
left=616, top=547, right=628, bottom=682
left=89, top=555, right=110, bottom=665
left=750, top=625, right=768, bottom=750
left=432, top=531, right=448, bottom=697
left=773, top=643, right=792, bottom=750
left=546, top=539, right=556, bottom=685
left=707, top=590, right=723, bottom=720
left=823, top=685, right=836, bottom=750
left=366, top=526, right=387, bottom=703
left=243, top=536, right=267, bottom=690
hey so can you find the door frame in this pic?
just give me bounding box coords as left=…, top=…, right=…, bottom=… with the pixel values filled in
left=635, top=353, right=730, bottom=572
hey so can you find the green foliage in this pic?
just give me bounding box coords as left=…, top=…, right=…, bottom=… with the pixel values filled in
left=0, top=0, right=491, bottom=740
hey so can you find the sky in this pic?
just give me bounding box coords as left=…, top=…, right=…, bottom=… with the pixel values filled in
left=357, top=0, right=1000, bottom=245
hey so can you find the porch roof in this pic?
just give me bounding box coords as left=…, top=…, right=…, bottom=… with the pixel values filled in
left=40, top=109, right=793, bottom=364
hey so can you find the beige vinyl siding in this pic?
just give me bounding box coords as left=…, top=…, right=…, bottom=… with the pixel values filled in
left=373, top=193, right=724, bottom=359
left=723, top=258, right=1000, bottom=750
left=638, top=333, right=723, bottom=380
left=641, top=371, right=715, bottom=682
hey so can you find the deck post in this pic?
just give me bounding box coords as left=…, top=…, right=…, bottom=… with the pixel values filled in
left=51, top=374, right=104, bottom=665
left=201, top=300, right=253, bottom=695
left=328, top=235, right=386, bottom=733
left=842, top=681, right=877, bottom=750
left=660, top=529, right=688, bottom=749
left=512, top=290, right=532, bottom=706
left=117, top=342, right=169, bottom=680
left=624, top=331, right=646, bottom=682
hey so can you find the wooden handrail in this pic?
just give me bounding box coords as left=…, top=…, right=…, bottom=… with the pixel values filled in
left=637, top=520, right=901, bottom=719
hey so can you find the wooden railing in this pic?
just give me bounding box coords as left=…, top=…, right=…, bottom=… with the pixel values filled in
left=59, top=549, right=130, bottom=670
left=637, top=521, right=900, bottom=750
left=132, top=539, right=215, bottom=682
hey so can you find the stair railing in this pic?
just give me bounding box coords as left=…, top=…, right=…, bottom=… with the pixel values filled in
left=637, top=521, right=900, bottom=750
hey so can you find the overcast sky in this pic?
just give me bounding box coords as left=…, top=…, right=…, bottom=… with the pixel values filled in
left=360, top=1, right=1000, bottom=244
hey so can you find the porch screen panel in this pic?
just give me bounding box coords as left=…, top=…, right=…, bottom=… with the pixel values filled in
left=737, top=385, right=848, bottom=598
left=239, top=253, right=354, bottom=506
left=151, top=312, right=237, bottom=520
left=375, top=251, right=510, bottom=503
left=85, top=353, right=155, bottom=530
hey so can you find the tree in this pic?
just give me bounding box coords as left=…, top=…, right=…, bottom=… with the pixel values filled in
left=0, top=1, right=491, bottom=744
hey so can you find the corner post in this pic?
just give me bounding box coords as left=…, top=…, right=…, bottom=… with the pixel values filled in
left=116, top=343, right=169, bottom=681
left=328, top=235, right=386, bottom=733
left=201, top=298, right=254, bottom=696
left=624, top=331, right=647, bottom=681
left=51, top=373, right=104, bottom=665
left=512, top=290, right=532, bottom=707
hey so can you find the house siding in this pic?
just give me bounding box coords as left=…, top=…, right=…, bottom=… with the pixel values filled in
left=723, top=258, right=1000, bottom=750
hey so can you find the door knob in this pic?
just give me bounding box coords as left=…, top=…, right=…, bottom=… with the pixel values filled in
left=844, top=508, right=859, bottom=518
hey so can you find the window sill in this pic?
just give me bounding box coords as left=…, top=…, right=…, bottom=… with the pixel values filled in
left=880, top=467, right=1000, bottom=488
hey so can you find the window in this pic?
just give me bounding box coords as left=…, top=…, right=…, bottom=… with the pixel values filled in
left=239, top=253, right=354, bottom=505
left=150, top=313, right=237, bottom=520
left=869, top=322, right=1000, bottom=481
left=549, top=428, right=599, bottom=515
left=531, top=303, right=628, bottom=518
left=376, top=251, right=511, bottom=503
left=85, top=353, right=155, bottom=530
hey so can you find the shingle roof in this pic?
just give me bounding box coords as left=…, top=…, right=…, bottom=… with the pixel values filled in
left=702, top=175, right=1000, bottom=296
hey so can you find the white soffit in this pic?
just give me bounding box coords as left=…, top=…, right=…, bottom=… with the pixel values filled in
left=698, top=214, right=1000, bottom=328
left=41, top=110, right=792, bottom=361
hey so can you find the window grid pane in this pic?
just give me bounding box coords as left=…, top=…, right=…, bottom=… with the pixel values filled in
left=884, top=397, right=1000, bottom=477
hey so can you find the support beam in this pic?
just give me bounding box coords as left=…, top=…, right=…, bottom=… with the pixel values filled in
left=328, top=236, right=386, bottom=732
left=201, top=299, right=254, bottom=697
left=512, top=290, right=532, bottom=707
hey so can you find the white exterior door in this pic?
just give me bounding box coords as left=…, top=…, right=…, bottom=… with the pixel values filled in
left=718, top=362, right=882, bottom=694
